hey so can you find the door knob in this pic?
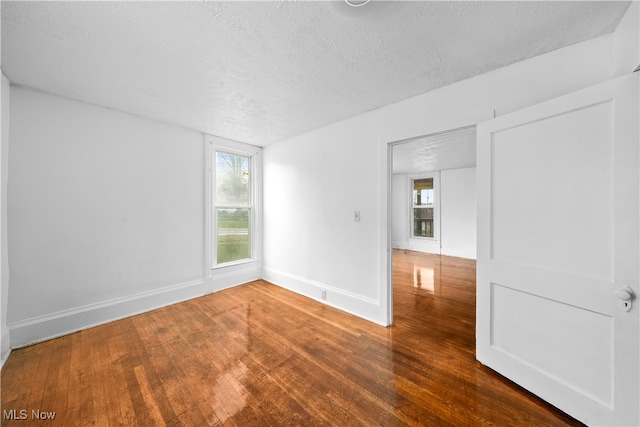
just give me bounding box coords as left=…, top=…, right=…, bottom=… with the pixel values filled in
left=616, top=286, right=635, bottom=312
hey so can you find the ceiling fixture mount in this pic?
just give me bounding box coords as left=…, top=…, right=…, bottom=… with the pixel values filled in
left=344, top=0, right=370, bottom=7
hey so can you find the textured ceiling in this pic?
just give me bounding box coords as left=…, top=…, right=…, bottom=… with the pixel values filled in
left=1, top=1, right=631, bottom=146
left=393, top=126, right=476, bottom=174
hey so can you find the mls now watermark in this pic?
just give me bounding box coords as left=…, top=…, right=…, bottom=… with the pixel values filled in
left=3, top=409, right=56, bottom=420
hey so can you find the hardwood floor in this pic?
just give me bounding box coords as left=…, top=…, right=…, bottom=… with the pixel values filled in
left=1, top=250, right=582, bottom=426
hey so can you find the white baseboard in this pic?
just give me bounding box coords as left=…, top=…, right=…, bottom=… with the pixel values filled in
left=1, top=348, right=10, bottom=370
left=394, top=243, right=477, bottom=260
left=9, top=278, right=209, bottom=349
left=262, top=266, right=386, bottom=326
left=408, top=238, right=440, bottom=254
left=392, top=240, right=408, bottom=249
left=1, top=328, right=10, bottom=369
left=208, top=261, right=261, bottom=293
left=441, top=246, right=477, bottom=260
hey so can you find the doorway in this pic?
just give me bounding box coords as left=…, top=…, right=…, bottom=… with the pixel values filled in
left=390, top=126, right=476, bottom=257
left=387, top=124, right=478, bottom=326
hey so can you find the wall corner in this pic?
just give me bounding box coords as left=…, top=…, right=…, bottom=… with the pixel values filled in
left=613, top=1, right=640, bottom=78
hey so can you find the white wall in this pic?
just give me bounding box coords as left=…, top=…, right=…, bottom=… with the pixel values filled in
left=440, top=167, right=476, bottom=259
left=613, top=1, right=639, bottom=77
left=391, top=173, right=408, bottom=249
left=1, top=74, right=10, bottom=366
left=262, top=114, right=382, bottom=322
left=7, top=87, right=208, bottom=347
left=263, top=32, right=621, bottom=326
left=392, top=167, right=476, bottom=259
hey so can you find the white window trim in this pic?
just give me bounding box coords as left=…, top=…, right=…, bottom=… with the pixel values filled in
left=408, top=171, right=440, bottom=242
left=205, top=135, right=262, bottom=274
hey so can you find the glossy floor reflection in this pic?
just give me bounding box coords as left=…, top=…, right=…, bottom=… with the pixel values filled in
left=1, top=251, right=583, bottom=426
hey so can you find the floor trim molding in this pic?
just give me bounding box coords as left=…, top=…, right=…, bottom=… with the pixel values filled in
left=9, top=278, right=209, bottom=348
left=262, top=266, right=385, bottom=326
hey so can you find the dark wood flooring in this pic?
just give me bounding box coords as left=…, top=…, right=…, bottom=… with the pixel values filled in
left=1, top=250, right=583, bottom=426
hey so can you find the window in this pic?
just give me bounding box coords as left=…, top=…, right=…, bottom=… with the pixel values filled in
left=214, top=150, right=253, bottom=265
left=206, top=136, right=261, bottom=278
left=411, top=175, right=437, bottom=239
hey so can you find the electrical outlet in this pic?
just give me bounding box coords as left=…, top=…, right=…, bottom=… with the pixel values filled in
left=321, top=289, right=327, bottom=300
left=354, top=211, right=361, bottom=222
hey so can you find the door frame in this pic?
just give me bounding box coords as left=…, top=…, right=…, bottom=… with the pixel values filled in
left=384, top=112, right=491, bottom=326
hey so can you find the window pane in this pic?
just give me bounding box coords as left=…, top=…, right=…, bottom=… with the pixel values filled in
left=413, top=207, right=434, bottom=238
left=216, top=152, right=250, bottom=206
left=216, top=208, right=250, bottom=263
left=413, top=178, right=433, bottom=206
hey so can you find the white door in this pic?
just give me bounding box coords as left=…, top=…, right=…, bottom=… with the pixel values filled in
left=476, top=73, right=639, bottom=426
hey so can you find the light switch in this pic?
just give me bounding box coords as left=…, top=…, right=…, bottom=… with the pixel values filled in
left=354, top=211, right=361, bottom=222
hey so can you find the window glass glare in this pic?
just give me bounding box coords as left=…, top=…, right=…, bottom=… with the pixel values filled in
left=413, top=178, right=434, bottom=206
left=216, top=208, right=250, bottom=264
left=412, top=178, right=435, bottom=238
left=216, top=152, right=250, bottom=206
left=413, top=207, right=434, bottom=238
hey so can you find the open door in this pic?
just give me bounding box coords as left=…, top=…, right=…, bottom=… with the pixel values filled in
left=477, top=73, right=639, bottom=426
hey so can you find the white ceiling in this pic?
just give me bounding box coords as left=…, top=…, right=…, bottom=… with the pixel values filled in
left=1, top=1, right=631, bottom=146
left=393, top=126, right=476, bottom=174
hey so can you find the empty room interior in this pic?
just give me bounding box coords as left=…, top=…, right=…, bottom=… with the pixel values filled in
left=1, top=1, right=639, bottom=426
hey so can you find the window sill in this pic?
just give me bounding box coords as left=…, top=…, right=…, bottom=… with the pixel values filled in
left=211, top=258, right=258, bottom=270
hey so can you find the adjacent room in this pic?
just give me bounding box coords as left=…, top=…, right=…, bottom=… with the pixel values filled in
left=1, top=1, right=639, bottom=426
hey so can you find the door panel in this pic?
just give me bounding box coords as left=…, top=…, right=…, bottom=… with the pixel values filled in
left=491, top=101, right=613, bottom=279
left=491, top=283, right=613, bottom=406
left=477, top=73, right=639, bottom=426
